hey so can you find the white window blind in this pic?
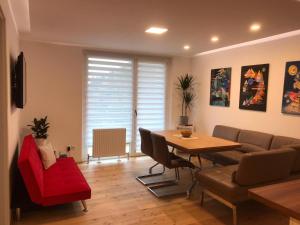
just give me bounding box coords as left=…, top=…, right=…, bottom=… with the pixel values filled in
left=136, top=61, right=166, bottom=152
left=85, top=56, right=133, bottom=154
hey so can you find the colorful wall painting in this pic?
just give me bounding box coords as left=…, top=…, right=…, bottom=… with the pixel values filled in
left=282, top=61, right=300, bottom=115
left=210, top=68, right=231, bottom=107
left=239, top=64, right=269, bottom=111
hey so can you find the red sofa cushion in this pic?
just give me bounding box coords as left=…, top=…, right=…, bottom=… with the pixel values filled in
left=18, top=135, right=44, bottom=204
left=18, top=135, right=91, bottom=206
left=42, top=157, right=91, bottom=206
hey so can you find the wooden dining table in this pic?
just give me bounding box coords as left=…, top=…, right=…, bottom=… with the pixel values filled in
left=154, top=130, right=241, bottom=154
left=153, top=130, right=241, bottom=198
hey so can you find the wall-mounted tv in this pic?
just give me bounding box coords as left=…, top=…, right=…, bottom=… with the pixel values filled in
left=15, top=52, right=26, bottom=108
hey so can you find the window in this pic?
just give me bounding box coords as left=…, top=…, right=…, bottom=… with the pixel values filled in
left=135, top=62, right=166, bottom=152
left=85, top=57, right=133, bottom=155
left=85, top=54, right=167, bottom=156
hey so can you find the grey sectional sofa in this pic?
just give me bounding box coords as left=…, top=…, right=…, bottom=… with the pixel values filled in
left=201, top=125, right=300, bottom=165
left=196, top=125, right=300, bottom=225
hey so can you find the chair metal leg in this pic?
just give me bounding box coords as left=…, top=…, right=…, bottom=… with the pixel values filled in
left=175, top=168, right=180, bottom=180
left=87, top=154, right=90, bottom=164
left=149, top=167, right=180, bottom=187
left=81, top=200, right=88, bottom=212
left=137, top=164, right=171, bottom=186
left=197, top=154, right=202, bottom=168
left=149, top=162, right=160, bottom=174
left=147, top=167, right=186, bottom=198
left=188, top=154, right=202, bottom=168
left=16, top=208, right=21, bottom=221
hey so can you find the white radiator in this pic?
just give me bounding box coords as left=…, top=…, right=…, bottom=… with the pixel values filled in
left=92, top=128, right=126, bottom=158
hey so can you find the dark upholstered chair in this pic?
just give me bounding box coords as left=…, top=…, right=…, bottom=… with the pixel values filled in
left=148, top=133, right=195, bottom=197
left=136, top=128, right=167, bottom=185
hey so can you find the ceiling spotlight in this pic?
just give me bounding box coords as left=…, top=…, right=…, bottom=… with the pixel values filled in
left=211, top=36, right=219, bottom=42
left=145, top=27, right=168, bottom=34
left=250, top=23, right=261, bottom=31
left=183, top=45, right=190, bottom=50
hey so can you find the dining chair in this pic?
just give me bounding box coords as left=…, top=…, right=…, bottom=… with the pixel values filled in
left=148, top=133, right=195, bottom=197
left=136, top=128, right=174, bottom=186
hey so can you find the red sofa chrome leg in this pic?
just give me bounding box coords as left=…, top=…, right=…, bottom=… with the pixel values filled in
left=81, top=200, right=88, bottom=212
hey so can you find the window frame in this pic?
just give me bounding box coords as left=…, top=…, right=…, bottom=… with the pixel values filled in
left=82, top=51, right=171, bottom=160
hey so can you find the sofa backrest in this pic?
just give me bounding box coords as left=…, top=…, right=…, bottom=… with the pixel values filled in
left=238, top=130, right=273, bottom=149
left=270, top=135, right=300, bottom=150
left=18, top=135, right=44, bottom=204
left=233, top=148, right=296, bottom=186
left=289, top=145, right=300, bottom=173
left=212, top=125, right=240, bottom=142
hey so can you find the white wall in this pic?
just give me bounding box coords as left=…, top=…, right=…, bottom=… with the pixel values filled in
left=191, top=35, right=300, bottom=138
left=20, top=40, right=192, bottom=161
left=20, top=41, right=84, bottom=162
left=0, top=0, right=20, bottom=224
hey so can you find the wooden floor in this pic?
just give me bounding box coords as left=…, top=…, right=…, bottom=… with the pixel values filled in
left=16, top=157, right=289, bottom=225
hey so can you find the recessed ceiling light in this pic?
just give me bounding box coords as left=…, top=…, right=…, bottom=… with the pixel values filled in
left=250, top=23, right=261, bottom=31
left=183, top=45, right=190, bottom=50
left=211, top=36, right=219, bottom=42
left=145, top=27, right=168, bottom=34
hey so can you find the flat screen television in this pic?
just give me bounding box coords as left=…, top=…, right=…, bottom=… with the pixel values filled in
left=15, top=52, right=26, bottom=108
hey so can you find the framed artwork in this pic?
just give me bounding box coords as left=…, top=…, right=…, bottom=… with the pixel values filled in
left=239, top=64, right=269, bottom=111
left=282, top=61, right=300, bottom=115
left=210, top=67, right=231, bottom=107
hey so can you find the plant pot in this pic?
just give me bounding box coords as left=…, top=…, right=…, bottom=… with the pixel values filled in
left=35, top=138, right=47, bottom=146
left=179, top=116, right=189, bottom=125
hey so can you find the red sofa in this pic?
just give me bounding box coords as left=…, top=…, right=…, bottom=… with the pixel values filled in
left=18, top=135, right=91, bottom=213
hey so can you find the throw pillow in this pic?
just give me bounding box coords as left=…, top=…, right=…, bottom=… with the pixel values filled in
left=38, top=141, right=57, bottom=169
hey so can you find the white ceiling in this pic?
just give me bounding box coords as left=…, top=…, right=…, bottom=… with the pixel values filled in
left=21, top=0, right=300, bottom=56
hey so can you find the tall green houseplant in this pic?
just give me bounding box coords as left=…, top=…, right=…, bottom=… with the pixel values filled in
left=177, top=74, right=195, bottom=125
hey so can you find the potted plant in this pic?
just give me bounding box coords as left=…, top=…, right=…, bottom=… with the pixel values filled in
left=177, top=74, right=195, bottom=125
left=27, top=116, right=50, bottom=145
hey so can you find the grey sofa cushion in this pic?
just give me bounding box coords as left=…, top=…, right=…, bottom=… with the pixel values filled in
left=238, top=143, right=266, bottom=153
left=213, top=150, right=244, bottom=165
left=238, top=130, right=273, bottom=149
left=233, top=148, right=296, bottom=186
left=212, top=125, right=240, bottom=142
left=270, top=135, right=300, bottom=149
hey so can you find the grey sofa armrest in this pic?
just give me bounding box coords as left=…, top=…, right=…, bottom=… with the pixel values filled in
left=285, top=144, right=300, bottom=173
